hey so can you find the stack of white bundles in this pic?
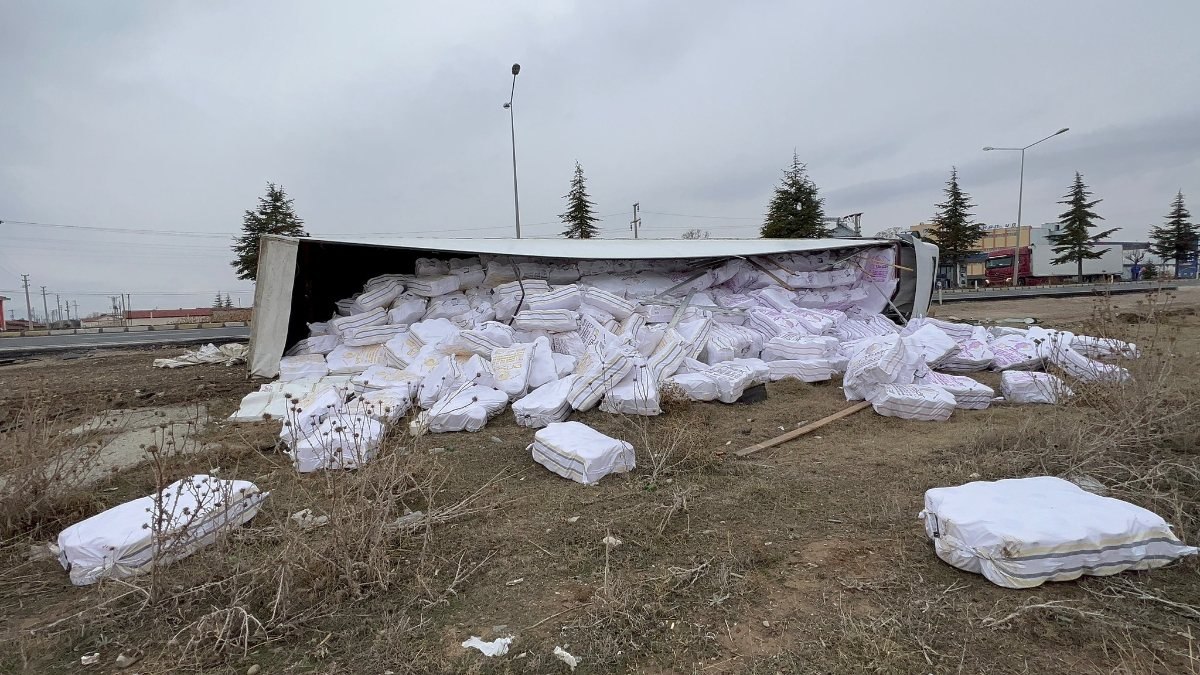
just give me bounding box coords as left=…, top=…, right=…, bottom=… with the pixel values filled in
left=279, top=354, right=330, bottom=381
left=528, top=421, right=636, bottom=485
left=568, top=346, right=637, bottom=411
left=527, top=284, right=583, bottom=311
left=388, top=295, right=428, bottom=325
left=342, top=323, right=407, bottom=347
left=288, top=413, right=384, bottom=472
left=900, top=323, right=960, bottom=368
left=421, top=384, right=509, bottom=433
left=919, top=477, right=1198, bottom=589
left=676, top=317, right=714, bottom=359
left=512, top=376, right=577, bottom=428
left=793, top=308, right=845, bottom=335
left=923, top=317, right=979, bottom=344
left=56, top=475, right=268, bottom=586
left=280, top=386, right=345, bottom=444
left=409, top=318, right=461, bottom=346
left=285, top=334, right=340, bottom=357
left=870, top=384, right=957, bottom=421
left=646, top=329, right=689, bottom=381
left=750, top=286, right=799, bottom=311
left=921, top=371, right=994, bottom=409
left=599, top=365, right=662, bottom=416
left=326, top=344, right=388, bottom=374
left=1001, top=371, right=1074, bottom=404
left=760, top=335, right=838, bottom=361
left=701, top=324, right=745, bottom=365
left=842, top=335, right=913, bottom=401
left=407, top=275, right=460, bottom=297
left=835, top=313, right=898, bottom=341
left=1071, top=335, right=1139, bottom=359
left=512, top=309, right=580, bottom=333
left=990, top=334, right=1043, bottom=370
left=349, top=388, right=412, bottom=422
left=637, top=301, right=676, bottom=323
left=356, top=280, right=403, bottom=311
left=331, top=307, right=389, bottom=338
left=767, top=359, right=836, bottom=383
left=351, top=365, right=421, bottom=395
left=938, top=326, right=994, bottom=372
left=665, top=372, right=720, bottom=401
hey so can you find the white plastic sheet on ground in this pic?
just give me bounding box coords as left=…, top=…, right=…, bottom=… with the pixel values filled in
left=529, top=421, right=635, bottom=485
left=56, top=475, right=267, bottom=585
left=153, top=343, right=249, bottom=369
left=919, top=477, right=1198, bottom=588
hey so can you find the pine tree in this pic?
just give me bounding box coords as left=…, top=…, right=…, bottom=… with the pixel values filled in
left=1149, top=191, right=1196, bottom=277
left=926, top=168, right=983, bottom=287
left=1142, top=262, right=1158, bottom=280
left=223, top=294, right=234, bottom=309
left=212, top=292, right=223, bottom=309
left=231, top=182, right=308, bottom=281
left=559, top=162, right=600, bottom=239
left=761, top=152, right=827, bottom=238
left=1046, top=172, right=1119, bottom=283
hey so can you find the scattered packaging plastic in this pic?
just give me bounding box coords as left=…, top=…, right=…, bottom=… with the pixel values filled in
left=461, top=636, right=513, bottom=657
left=920, top=477, right=1198, bottom=588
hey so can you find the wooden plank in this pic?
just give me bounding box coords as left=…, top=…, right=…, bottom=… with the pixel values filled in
left=734, top=401, right=872, bottom=458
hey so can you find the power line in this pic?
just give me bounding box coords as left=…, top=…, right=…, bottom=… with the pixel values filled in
left=640, top=210, right=759, bottom=221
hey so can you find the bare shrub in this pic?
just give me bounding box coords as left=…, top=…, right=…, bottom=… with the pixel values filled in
left=618, top=407, right=721, bottom=485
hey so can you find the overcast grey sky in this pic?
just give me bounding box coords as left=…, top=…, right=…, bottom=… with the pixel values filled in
left=2, top=1, right=1198, bottom=317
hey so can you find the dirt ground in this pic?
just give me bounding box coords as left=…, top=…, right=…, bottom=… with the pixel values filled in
left=2, top=290, right=1199, bottom=674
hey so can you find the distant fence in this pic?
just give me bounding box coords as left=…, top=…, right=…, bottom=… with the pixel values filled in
left=0, top=321, right=251, bottom=338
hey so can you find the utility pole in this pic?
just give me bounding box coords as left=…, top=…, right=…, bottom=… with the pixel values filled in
left=630, top=202, right=641, bottom=239
left=73, top=301, right=79, bottom=321
left=21, top=274, right=33, bottom=326
left=125, top=294, right=132, bottom=326
left=41, top=286, right=50, bottom=329
left=56, top=294, right=62, bottom=324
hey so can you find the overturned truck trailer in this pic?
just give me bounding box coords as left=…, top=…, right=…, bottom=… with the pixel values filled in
left=247, top=235, right=938, bottom=378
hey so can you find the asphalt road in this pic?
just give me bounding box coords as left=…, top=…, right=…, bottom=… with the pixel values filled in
left=938, top=281, right=1178, bottom=303
left=0, top=327, right=250, bottom=355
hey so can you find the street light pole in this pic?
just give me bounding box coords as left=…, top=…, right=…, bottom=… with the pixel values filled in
left=504, top=64, right=522, bottom=239
left=983, top=127, right=1069, bottom=286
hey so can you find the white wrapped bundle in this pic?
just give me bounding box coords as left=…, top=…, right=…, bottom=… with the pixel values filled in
left=527, top=284, right=583, bottom=311
left=919, top=477, right=1198, bottom=588
left=990, top=334, right=1043, bottom=371
left=760, top=335, right=838, bottom=361
left=921, top=371, right=994, bottom=409
left=785, top=267, right=859, bottom=289
left=870, top=384, right=957, bottom=421
left=288, top=414, right=384, bottom=472
left=702, top=362, right=758, bottom=403
left=511, top=309, right=580, bottom=333
left=364, top=273, right=410, bottom=291
left=578, top=303, right=617, bottom=325
left=415, top=257, right=450, bottom=277
left=351, top=365, right=421, bottom=394
left=280, top=386, right=345, bottom=445
left=599, top=365, right=662, bottom=416
left=349, top=388, right=412, bottom=422
left=1071, top=335, right=1139, bottom=359
left=701, top=325, right=746, bottom=365
left=676, top=318, right=713, bottom=359
left=836, top=315, right=899, bottom=341
left=922, top=317, right=979, bottom=345
left=528, top=421, right=635, bottom=485
left=1001, top=371, right=1074, bottom=404
left=842, top=336, right=913, bottom=401
left=666, top=372, right=720, bottom=401
left=285, top=334, right=340, bottom=357
left=527, top=337, right=559, bottom=389
left=636, top=302, right=676, bottom=323
left=767, top=359, right=835, bottom=383
left=356, top=280, right=403, bottom=311
left=331, top=307, right=389, bottom=338
left=279, top=354, right=329, bottom=381
left=449, top=263, right=485, bottom=289
left=407, top=275, right=460, bottom=297
left=647, top=330, right=689, bottom=381
left=513, top=376, right=577, bottom=428
left=568, top=347, right=636, bottom=411
left=491, top=343, right=536, bottom=397
left=56, top=475, right=267, bottom=586
left=308, top=321, right=332, bottom=336
left=552, top=353, right=577, bottom=377
left=423, top=293, right=471, bottom=320
left=456, top=324, right=515, bottom=358
left=552, top=331, right=587, bottom=356
left=900, top=324, right=960, bottom=368
left=405, top=344, right=450, bottom=378
left=1036, top=329, right=1130, bottom=383
left=342, top=323, right=407, bottom=347
left=421, top=384, right=508, bottom=433
left=409, top=318, right=460, bottom=346
left=326, top=344, right=389, bottom=374
left=334, top=297, right=358, bottom=316
left=792, top=308, right=845, bottom=335
left=580, top=284, right=638, bottom=319
left=746, top=307, right=794, bottom=338
left=938, top=327, right=994, bottom=372
left=383, top=332, right=424, bottom=369
left=750, top=286, right=799, bottom=311
left=388, top=295, right=428, bottom=325
left=727, top=357, right=770, bottom=385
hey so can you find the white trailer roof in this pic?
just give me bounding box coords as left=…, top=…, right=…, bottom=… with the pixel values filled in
left=284, top=235, right=891, bottom=259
